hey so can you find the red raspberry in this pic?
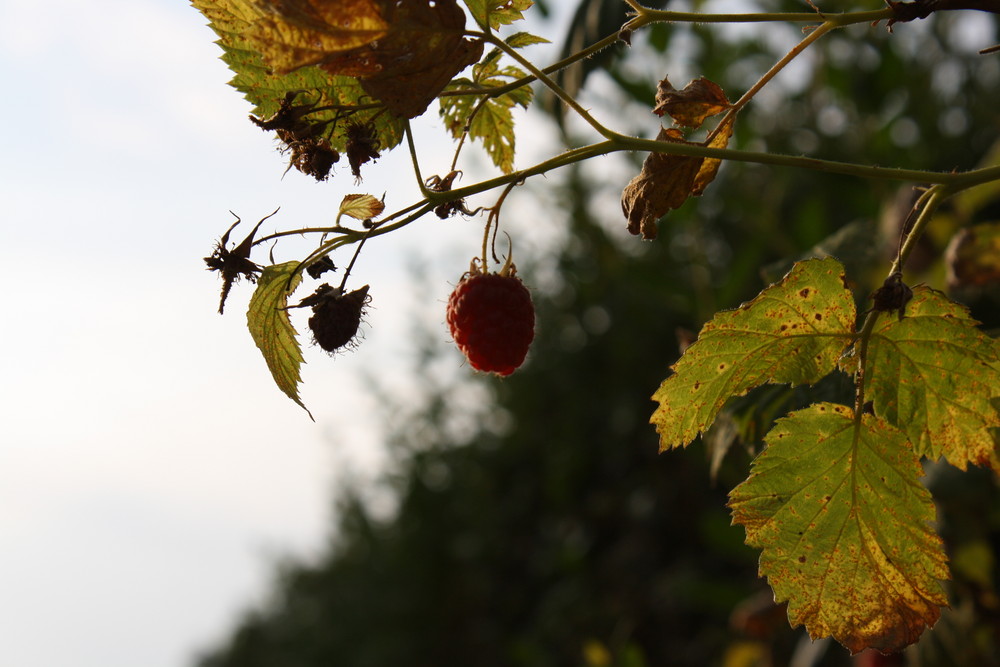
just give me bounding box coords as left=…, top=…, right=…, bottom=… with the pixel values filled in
left=447, top=272, right=535, bottom=376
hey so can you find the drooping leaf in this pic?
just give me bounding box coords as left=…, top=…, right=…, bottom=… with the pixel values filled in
left=463, top=0, right=533, bottom=30
left=862, top=286, right=1000, bottom=472
left=654, top=76, right=731, bottom=129
left=246, top=262, right=312, bottom=418
left=440, top=54, right=533, bottom=173
left=650, top=257, right=856, bottom=450
left=729, top=403, right=949, bottom=654
left=621, top=116, right=735, bottom=240
left=621, top=127, right=702, bottom=240
left=338, top=193, right=385, bottom=222
left=192, top=0, right=405, bottom=155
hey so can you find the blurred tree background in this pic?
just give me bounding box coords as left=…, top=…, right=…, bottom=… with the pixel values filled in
left=195, top=2, right=1000, bottom=666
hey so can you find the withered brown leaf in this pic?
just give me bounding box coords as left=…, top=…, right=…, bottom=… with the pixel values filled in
left=621, top=128, right=701, bottom=240
left=354, top=0, right=484, bottom=119
left=654, top=76, right=731, bottom=129
left=248, top=0, right=483, bottom=119
left=621, top=118, right=735, bottom=240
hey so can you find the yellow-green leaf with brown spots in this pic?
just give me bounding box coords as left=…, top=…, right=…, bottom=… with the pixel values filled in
left=863, top=287, right=1000, bottom=472
left=728, top=403, right=949, bottom=653
left=650, top=257, right=856, bottom=450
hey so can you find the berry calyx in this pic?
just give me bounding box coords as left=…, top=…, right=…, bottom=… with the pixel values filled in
left=447, top=266, right=535, bottom=376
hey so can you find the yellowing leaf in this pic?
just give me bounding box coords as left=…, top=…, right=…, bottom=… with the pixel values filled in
left=729, top=404, right=949, bottom=654
left=193, top=0, right=483, bottom=122
left=651, top=257, right=856, bottom=450
left=247, top=262, right=312, bottom=418
left=338, top=194, right=385, bottom=221
left=863, top=286, right=1000, bottom=472
left=245, top=0, right=388, bottom=74
left=654, top=76, right=731, bottom=129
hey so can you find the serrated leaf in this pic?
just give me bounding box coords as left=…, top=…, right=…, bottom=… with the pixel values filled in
left=463, top=0, right=533, bottom=30
left=505, top=31, right=549, bottom=48
left=729, top=403, right=949, bottom=654
left=439, top=59, right=532, bottom=173
left=863, top=286, right=1000, bottom=471
left=651, top=257, right=856, bottom=450
left=338, top=194, right=385, bottom=221
left=192, top=0, right=406, bottom=154
left=247, top=262, right=312, bottom=418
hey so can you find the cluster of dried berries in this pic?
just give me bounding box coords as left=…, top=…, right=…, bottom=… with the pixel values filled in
left=250, top=92, right=341, bottom=181
left=204, top=211, right=274, bottom=314
left=250, top=93, right=383, bottom=182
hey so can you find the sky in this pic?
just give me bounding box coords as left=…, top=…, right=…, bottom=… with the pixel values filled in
left=0, top=2, right=566, bottom=665
left=0, top=0, right=873, bottom=664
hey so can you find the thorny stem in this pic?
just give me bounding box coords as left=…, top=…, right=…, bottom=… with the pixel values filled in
left=404, top=121, right=429, bottom=196
left=625, top=7, right=893, bottom=29
left=708, top=20, right=834, bottom=143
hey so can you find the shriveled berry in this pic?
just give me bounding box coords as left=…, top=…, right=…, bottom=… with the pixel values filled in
left=447, top=272, right=534, bottom=376
left=305, top=284, right=370, bottom=353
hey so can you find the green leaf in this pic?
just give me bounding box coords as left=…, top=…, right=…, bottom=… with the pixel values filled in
left=247, top=262, right=313, bottom=419
left=337, top=193, right=385, bottom=222
left=863, top=286, right=1000, bottom=472
left=729, top=403, right=949, bottom=654
left=462, top=0, right=533, bottom=30
left=191, top=0, right=404, bottom=155
left=505, top=31, right=550, bottom=48
left=439, top=59, right=532, bottom=173
left=651, top=257, right=856, bottom=450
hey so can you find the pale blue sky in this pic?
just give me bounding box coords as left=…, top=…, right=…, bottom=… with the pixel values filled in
left=0, top=1, right=545, bottom=665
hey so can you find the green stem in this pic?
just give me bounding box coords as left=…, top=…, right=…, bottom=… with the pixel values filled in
left=709, top=20, right=834, bottom=143
left=628, top=7, right=892, bottom=28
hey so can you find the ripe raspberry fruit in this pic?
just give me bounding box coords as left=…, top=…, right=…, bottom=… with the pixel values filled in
left=447, top=271, right=535, bottom=376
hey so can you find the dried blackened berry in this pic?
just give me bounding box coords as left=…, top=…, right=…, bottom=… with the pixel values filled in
left=281, top=134, right=340, bottom=181
left=345, top=122, right=380, bottom=180
left=306, top=256, right=337, bottom=280
left=301, top=284, right=371, bottom=353
left=426, top=170, right=476, bottom=219
left=870, top=272, right=913, bottom=321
